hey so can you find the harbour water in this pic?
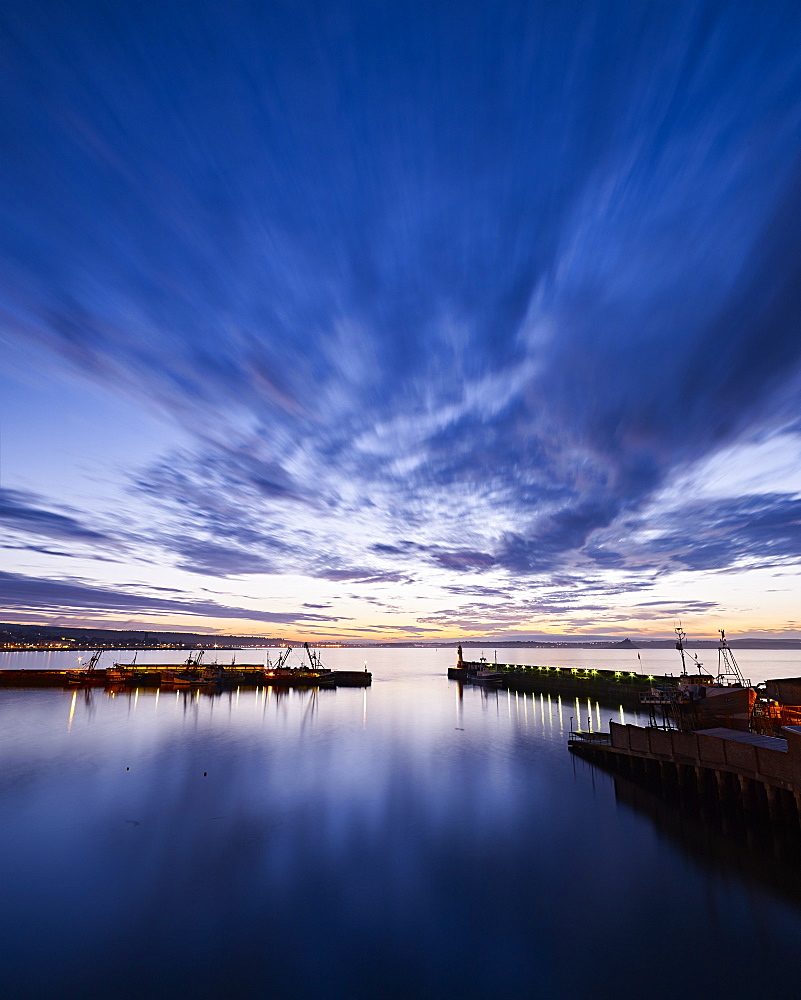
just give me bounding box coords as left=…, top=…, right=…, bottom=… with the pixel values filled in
left=2, top=646, right=801, bottom=998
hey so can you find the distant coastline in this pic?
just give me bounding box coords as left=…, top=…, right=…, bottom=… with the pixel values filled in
left=3, top=622, right=801, bottom=651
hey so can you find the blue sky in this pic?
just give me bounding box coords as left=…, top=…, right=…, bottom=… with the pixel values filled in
left=2, top=0, right=801, bottom=641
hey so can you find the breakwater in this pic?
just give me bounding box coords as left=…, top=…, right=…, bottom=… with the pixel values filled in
left=449, top=660, right=675, bottom=707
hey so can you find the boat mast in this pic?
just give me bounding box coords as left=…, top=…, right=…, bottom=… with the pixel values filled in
left=84, top=649, right=102, bottom=673
left=675, top=624, right=704, bottom=676
left=717, top=629, right=748, bottom=686
left=675, top=625, right=689, bottom=676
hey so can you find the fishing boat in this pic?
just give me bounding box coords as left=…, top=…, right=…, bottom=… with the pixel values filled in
left=262, top=644, right=333, bottom=685
left=105, top=650, right=161, bottom=686
left=641, top=627, right=754, bottom=728
left=302, top=642, right=332, bottom=676
left=66, top=649, right=104, bottom=685
left=160, top=651, right=216, bottom=687
left=682, top=628, right=754, bottom=723
left=109, top=650, right=260, bottom=688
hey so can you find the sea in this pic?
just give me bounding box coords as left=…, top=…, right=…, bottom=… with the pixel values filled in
left=2, top=645, right=801, bottom=999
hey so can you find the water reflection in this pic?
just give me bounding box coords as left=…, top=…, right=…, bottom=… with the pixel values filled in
left=611, top=769, right=801, bottom=909
left=2, top=651, right=801, bottom=998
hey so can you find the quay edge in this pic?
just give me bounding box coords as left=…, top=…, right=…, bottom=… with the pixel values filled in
left=0, top=668, right=371, bottom=690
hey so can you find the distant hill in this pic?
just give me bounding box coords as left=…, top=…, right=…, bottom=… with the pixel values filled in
left=0, top=622, right=280, bottom=648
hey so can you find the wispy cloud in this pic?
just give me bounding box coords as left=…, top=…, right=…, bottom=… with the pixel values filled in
left=0, top=489, right=110, bottom=544
left=614, top=494, right=801, bottom=573
left=0, top=571, right=348, bottom=627
left=2, top=1, right=801, bottom=631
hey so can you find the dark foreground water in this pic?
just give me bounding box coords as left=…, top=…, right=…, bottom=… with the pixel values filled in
left=2, top=647, right=801, bottom=999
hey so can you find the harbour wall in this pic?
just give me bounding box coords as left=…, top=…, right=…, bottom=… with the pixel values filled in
left=0, top=669, right=371, bottom=689
left=570, top=721, right=801, bottom=826
left=449, top=661, right=675, bottom=707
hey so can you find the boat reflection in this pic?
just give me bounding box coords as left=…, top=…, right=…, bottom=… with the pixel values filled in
left=71, top=683, right=337, bottom=725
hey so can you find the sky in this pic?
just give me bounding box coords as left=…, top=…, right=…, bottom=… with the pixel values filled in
left=2, top=0, right=801, bottom=643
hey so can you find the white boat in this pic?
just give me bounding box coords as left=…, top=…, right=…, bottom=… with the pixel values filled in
left=468, top=669, right=504, bottom=684
left=466, top=658, right=504, bottom=684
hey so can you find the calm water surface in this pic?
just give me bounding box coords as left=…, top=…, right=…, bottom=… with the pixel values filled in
left=2, top=647, right=801, bottom=999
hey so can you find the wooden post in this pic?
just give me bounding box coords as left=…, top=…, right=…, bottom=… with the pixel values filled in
left=765, top=783, right=781, bottom=822
left=793, top=792, right=801, bottom=826
left=737, top=774, right=751, bottom=810
left=715, top=770, right=729, bottom=803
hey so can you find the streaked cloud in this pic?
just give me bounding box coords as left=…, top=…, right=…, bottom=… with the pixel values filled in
left=0, top=489, right=110, bottom=543
left=0, top=571, right=348, bottom=628
left=2, top=1, right=801, bottom=636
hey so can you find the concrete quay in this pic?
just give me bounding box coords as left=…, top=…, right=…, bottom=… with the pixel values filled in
left=0, top=668, right=371, bottom=689
left=570, top=721, right=801, bottom=826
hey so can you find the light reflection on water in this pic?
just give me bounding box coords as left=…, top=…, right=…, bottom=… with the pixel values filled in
left=1, top=648, right=801, bottom=998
